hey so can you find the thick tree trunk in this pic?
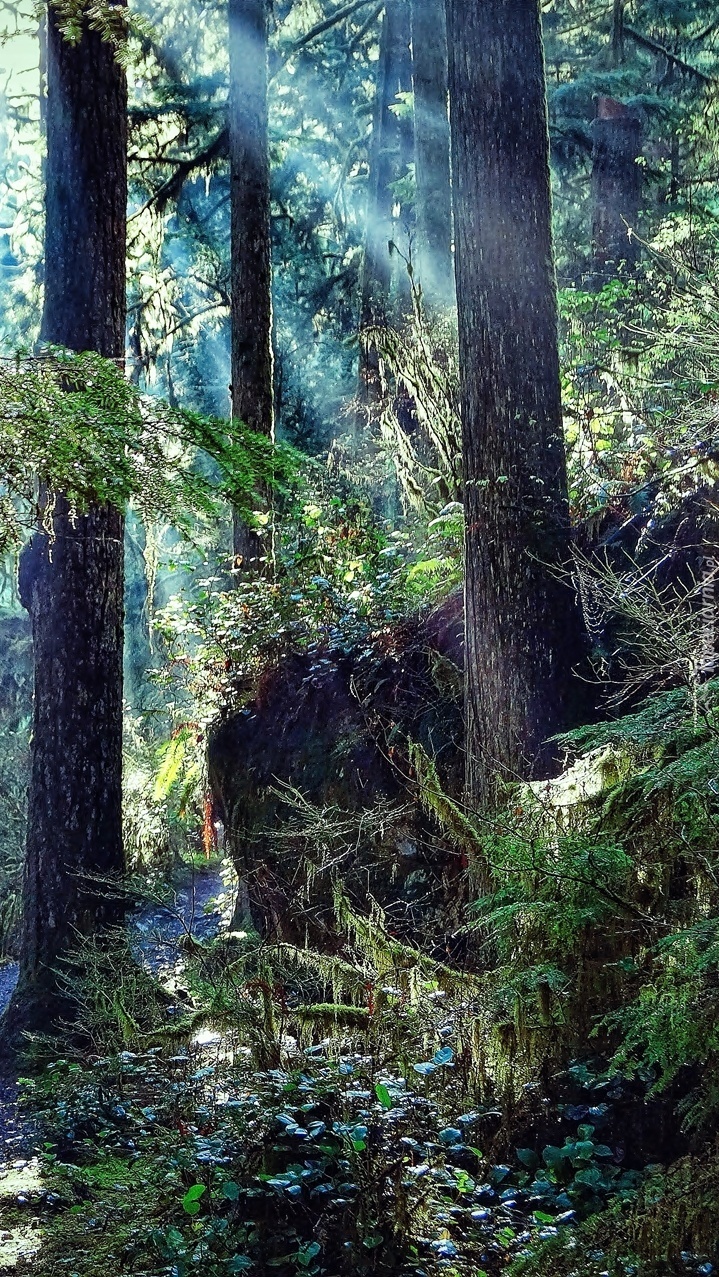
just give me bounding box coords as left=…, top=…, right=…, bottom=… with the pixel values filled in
left=591, top=96, right=642, bottom=278
left=229, top=0, right=274, bottom=566
left=410, top=0, right=453, bottom=307
left=358, top=0, right=412, bottom=412
left=446, top=0, right=585, bottom=809
left=9, top=6, right=127, bottom=1026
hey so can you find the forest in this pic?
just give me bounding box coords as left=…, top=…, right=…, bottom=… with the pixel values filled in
left=0, top=0, right=718, bottom=1273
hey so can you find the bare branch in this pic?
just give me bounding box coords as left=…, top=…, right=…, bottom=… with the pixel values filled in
left=291, top=0, right=380, bottom=53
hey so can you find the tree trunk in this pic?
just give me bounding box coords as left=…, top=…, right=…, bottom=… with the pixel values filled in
left=394, top=0, right=414, bottom=316
left=591, top=96, right=642, bottom=278
left=229, top=0, right=274, bottom=567
left=611, top=0, right=625, bottom=66
left=358, top=0, right=412, bottom=412
left=446, top=0, right=585, bottom=809
left=9, top=5, right=127, bottom=1027
left=410, top=0, right=453, bottom=307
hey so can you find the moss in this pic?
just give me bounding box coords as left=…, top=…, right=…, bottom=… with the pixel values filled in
left=294, top=1002, right=371, bottom=1029
left=29, top=1153, right=172, bottom=1277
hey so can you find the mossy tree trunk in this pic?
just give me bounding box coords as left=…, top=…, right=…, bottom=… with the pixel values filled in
left=446, top=0, right=585, bottom=809
left=229, top=0, right=274, bottom=567
left=9, top=4, right=128, bottom=1028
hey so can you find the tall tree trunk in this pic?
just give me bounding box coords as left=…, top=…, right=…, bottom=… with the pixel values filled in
left=229, top=0, right=274, bottom=566
left=410, top=0, right=453, bottom=307
left=591, top=96, right=642, bottom=279
left=9, top=4, right=127, bottom=1026
left=358, top=0, right=412, bottom=413
left=611, top=0, right=625, bottom=66
left=446, top=0, right=585, bottom=810
left=394, top=0, right=414, bottom=316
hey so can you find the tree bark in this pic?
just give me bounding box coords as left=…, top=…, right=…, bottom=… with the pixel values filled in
left=9, top=4, right=127, bottom=1027
left=410, top=0, right=453, bottom=307
left=229, top=0, right=274, bottom=566
left=446, top=0, right=585, bottom=809
left=611, top=0, right=625, bottom=66
left=591, top=96, right=642, bottom=278
left=358, top=0, right=412, bottom=412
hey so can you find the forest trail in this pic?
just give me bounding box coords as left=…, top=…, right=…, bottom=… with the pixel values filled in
left=0, top=971, right=22, bottom=1166
left=0, top=868, right=226, bottom=1158
left=0, top=868, right=226, bottom=1272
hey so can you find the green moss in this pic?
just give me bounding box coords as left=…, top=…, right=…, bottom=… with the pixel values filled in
left=31, top=1153, right=172, bottom=1277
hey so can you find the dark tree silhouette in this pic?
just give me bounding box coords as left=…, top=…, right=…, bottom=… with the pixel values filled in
left=229, top=0, right=274, bottom=565
left=592, top=95, right=643, bottom=277
left=8, top=4, right=127, bottom=1027
left=410, top=0, right=453, bottom=306
left=358, top=0, right=412, bottom=410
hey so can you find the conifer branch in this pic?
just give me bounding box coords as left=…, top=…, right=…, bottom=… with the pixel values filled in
left=624, top=24, right=714, bottom=85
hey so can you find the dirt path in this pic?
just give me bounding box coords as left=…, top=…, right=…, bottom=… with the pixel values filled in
left=0, top=968, right=22, bottom=1163
left=0, top=869, right=226, bottom=1163
left=0, top=870, right=226, bottom=1271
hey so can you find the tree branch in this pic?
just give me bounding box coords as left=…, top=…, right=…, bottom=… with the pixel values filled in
left=129, top=126, right=229, bottom=221
left=347, top=1, right=384, bottom=54
left=692, top=18, right=719, bottom=45
left=292, top=0, right=380, bottom=53
left=624, top=24, right=714, bottom=85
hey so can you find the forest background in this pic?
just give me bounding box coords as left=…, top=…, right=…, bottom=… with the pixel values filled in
left=0, top=1, right=718, bottom=1276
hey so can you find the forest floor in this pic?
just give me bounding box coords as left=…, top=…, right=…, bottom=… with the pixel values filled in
left=0, top=867, right=226, bottom=1273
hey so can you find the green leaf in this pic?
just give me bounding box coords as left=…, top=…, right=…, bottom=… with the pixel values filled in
left=153, top=732, right=188, bottom=802
left=533, top=1210, right=555, bottom=1224
left=182, top=1183, right=207, bottom=1215
left=572, top=1140, right=596, bottom=1162
left=375, top=1082, right=392, bottom=1110
left=517, top=1147, right=540, bottom=1170
left=362, top=1233, right=383, bottom=1250
left=574, top=1165, right=606, bottom=1188
left=222, top=1181, right=241, bottom=1201
left=297, top=1242, right=321, bottom=1267
left=542, top=1145, right=567, bottom=1168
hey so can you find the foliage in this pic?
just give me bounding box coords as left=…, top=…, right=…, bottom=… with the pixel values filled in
left=23, top=927, right=644, bottom=1277
left=560, top=252, right=719, bottom=530
left=0, top=349, right=300, bottom=552
left=606, top=917, right=719, bottom=1133
left=55, top=929, right=176, bottom=1055
left=362, top=299, right=462, bottom=514
left=48, top=0, right=154, bottom=55
left=150, top=473, right=461, bottom=735
left=18, top=668, right=719, bottom=1274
